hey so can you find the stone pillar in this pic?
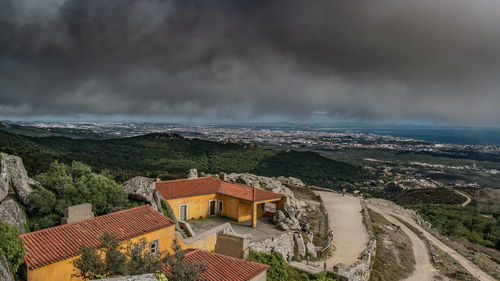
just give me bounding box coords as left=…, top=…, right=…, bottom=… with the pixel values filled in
left=251, top=203, right=257, bottom=228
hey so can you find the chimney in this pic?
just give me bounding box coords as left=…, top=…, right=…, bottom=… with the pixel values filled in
left=219, top=172, right=227, bottom=181
left=61, top=203, right=94, bottom=225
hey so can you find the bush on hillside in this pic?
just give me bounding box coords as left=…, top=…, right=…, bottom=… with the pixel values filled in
left=0, top=221, right=25, bottom=274
left=27, top=161, right=128, bottom=231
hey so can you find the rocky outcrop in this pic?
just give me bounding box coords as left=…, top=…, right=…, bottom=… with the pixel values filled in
left=0, top=197, right=26, bottom=233
left=272, top=203, right=306, bottom=231
left=0, top=172, right=7, bottom=202
left=0, top=153, right=33, bottom=205
left=122, top=177, right=162, bottom=212
left=186, top=169, right=198, bottom=179
left=306, top=241, right=317, bottom=258
left=293, top=232, right=306, bottom=257
left=0, top=254, right=14, bottom=281
left=214, top=173, right=306, bottom=209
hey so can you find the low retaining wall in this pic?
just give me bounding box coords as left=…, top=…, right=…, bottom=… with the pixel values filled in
left=248, top=232, right=295, bottom=262
left=182, top=222, right=235, bottom=252
left=335, top=201, right=376, bottom=281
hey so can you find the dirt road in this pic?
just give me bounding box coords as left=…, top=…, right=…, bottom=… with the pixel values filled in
left=368, top=204, right=436, bottom=280
left=316, top=191, right=369, bottom=268
left=454, top=189, right=472, bottom=207
left=367, top=201, right=496, bottom=281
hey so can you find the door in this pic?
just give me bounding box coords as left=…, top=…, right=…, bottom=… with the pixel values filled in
left=179, top=205, right=188, bottom=221
left=209, top=200, right=216, bottom=216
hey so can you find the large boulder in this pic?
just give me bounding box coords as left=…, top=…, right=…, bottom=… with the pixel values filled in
left=272, top=210, right=286, bottom=225
left=0, top=197, right=26, bottom=233
left=122, top=177, right=162, bottom=212
left=293, top=232, right=306, bottom=257
left=0, top=172, right=7, bottom=202
left=0, top=254, right=14, bottom=281
left=0, top=153, right=33, bottom=205
left=186, top=169, right=198, bottom=179
left=306, top=241, right=317, bottom=258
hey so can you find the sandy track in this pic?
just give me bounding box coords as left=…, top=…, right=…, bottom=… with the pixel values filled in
left=453, top=189, right=472, bottom=207
left=316, top=192, right=369, bottom=268
left=368, top=204, right=436, bottom=281
left=367, top=202, right=496, bottom=281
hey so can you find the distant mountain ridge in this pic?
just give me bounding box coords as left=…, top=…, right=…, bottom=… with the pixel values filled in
left=0, top=128, right=370, bottom=188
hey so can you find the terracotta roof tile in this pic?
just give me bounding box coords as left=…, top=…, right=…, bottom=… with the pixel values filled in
left=20, top=205, right=174, bottom=269
left=163, top=249, right=268, bottom=281
left=155, top=177, right=284, bottom=202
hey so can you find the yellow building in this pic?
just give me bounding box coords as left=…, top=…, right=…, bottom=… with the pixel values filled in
left=20, top=205, right=176, bottom=281
left=155, top=176, right=286, bottom=227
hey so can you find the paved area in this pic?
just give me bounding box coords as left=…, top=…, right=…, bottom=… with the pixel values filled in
left=188, top=216, right=285, bottom=240
left=316, top=191, right=369, bottom=268
left=367, top=201, right=496, bottom=281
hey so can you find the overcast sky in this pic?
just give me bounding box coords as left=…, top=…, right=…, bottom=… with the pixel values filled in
left=1, top=0, right=500, bottom=125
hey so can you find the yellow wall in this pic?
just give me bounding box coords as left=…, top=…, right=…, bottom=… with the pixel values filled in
left=215, top=194, right=241, bottom=221
left=167, top=194, right=217, bottom=220
left=27, top=225, right=175, bottom=281
left=181, top=233, right=217, bottom=252
left=238, top=201, right=252, bottom=222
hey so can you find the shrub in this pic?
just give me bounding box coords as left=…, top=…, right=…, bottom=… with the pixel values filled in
left=0, top=221, right=25, bottom=274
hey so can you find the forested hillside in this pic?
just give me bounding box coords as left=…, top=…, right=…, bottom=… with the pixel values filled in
left=0, top=131, right=370, bottom=188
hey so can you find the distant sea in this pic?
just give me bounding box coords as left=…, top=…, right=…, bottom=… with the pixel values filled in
left=319, top=126, right=500, bottom=146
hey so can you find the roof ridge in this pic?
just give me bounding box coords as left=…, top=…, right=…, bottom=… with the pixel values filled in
left=20, top=205, right=157, bottom=237
left=156, top=177, right=216, bottom=184
left=185, top=248, right=269, bottom=269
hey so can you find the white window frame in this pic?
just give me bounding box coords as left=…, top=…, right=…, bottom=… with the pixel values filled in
left=149, top=239, right=159, bottom=256
left=218, top=200, right=223, bottom=213
left=208, top=200, right=217, bottom=216
left=179, top=204, right=188, bottom=221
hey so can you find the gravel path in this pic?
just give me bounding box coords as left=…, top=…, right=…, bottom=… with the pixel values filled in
left=367, top=202, right=496, bottom=281
left=368, top=204, right=436, bottom=281
left=454, top=189, right=472, bottom=207
left=316, top=192, right=369, bottom=268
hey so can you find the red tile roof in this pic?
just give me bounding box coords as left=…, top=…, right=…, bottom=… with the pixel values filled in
left=155, top=177, right=284, bottom=202
left=163, top=249, right=268, bottom=281
left=20, top=205, right=174, bottom=270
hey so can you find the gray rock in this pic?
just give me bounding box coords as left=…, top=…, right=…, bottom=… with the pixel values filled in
left=295, top=210, right=303, bottom=221
left=0, top=153, right=33, bottom=205
left=0, top=173, right=7, bottom=202
left=272, top=210, right=286, bottom=224
left=122, top=177, right=162, bottom=212
left=186, top=169, right=198, bottom=179
left=306, top=241, right=317, bottom=258
left=282, top=203, right=297, bottom=219
left=0, top=197, right=26, bottom=233
left=293, top=232, right=306, bottom=257
left=288, top=217, right=301, bottom=230
left=277, top=222, right=290, bottom=231
left=0, top=254, right=14, bottom=281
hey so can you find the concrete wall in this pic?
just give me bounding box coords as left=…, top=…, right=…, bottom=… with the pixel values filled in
left=27, top=225, right=176, bottom=281
left=61, top=203, right=94, bottom=225
left=215, top=233, right=248, bottom=259
left=250, top=270, right=267, bottom=281
left=248, top=232, right=294, bottom=262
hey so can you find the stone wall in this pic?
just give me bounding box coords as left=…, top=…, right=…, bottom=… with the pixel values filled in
left=248, top=232, right=295, bottom=261
left=335, top=201, right=376, bottom=281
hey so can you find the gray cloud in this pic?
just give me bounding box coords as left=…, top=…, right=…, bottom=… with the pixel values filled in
left=1, top=0, right=500, bottom=124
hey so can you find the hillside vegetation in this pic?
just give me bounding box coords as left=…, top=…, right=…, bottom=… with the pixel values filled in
left=0, top=130, right=370, bottom=188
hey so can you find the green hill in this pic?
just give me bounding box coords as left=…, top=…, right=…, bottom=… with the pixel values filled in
left=0, top=130, right=370, bottom=188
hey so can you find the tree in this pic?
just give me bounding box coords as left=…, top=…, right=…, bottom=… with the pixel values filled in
left=162, top=239, right=206, bottom=281
left=0, top=221, right=25, bottom=274
left=72, top=233, right=163, bottom=280
left=28, top=161, right=128, bottom=231
left=72, top=234, right=206, bottom=280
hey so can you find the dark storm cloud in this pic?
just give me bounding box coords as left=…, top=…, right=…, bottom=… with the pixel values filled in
left=1, top=0, right=500, bottom=123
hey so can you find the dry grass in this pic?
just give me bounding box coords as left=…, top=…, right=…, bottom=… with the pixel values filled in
left=368, top=209, right=415, bottom=281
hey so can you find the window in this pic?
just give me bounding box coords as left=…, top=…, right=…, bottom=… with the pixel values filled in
left=218, top=200, right=223, bottom=213
left=149, top=239, right=159, bottom=256
left=179, top=204, right=188, bottom=221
